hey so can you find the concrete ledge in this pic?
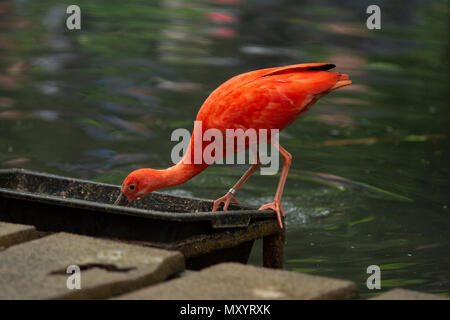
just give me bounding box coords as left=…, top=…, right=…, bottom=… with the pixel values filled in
left=371, top=288, right=449, bottom=300
left=117, top=262, right=359, bottom=300
left=0, top=222, right=39, bottom=249
left=0, top=232, right=185, bottom=299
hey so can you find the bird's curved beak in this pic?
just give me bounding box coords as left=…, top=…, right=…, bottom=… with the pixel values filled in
left=114, top=191, right=129, bottom=206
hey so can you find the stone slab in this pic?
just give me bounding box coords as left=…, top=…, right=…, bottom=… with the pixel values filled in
left=0, top=232, right=185, bottom=299
left=0, top=221, right=39, bottom=249
left=371, top=288, right=449, bottom=300
left=117, top=262, right=358, bottom=300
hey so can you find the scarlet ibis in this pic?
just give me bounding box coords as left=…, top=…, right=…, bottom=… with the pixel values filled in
left=115, top=63, right=351, bottom=228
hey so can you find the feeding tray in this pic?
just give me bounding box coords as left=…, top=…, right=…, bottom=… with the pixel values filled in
left=0, top=169, right=281, bottom=269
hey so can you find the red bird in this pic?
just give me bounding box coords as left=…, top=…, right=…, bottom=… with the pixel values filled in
left=115, top=63, right=351, bottom=228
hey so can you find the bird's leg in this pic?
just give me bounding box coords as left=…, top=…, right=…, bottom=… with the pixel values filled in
left=259, top=144, right=292, bottom=228
left=212, top=155, right=261, bottom=212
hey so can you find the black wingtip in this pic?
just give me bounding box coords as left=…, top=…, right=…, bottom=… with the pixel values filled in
left=307, top=64, right=336, bottom=71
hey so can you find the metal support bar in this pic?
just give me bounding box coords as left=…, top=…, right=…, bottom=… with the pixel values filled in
left=262, top=228, right=285, bottom=269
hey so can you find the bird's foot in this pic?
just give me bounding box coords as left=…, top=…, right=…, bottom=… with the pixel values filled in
left=212, top=192, right=240, bottom=211
left=259, top=201, right=285, bottom=229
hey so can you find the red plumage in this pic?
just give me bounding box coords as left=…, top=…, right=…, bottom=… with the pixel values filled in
left=116, top=63, right=351, bottom=229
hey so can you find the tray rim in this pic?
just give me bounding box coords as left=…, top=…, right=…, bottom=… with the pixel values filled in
left=0, top=168, right=276, bottom=225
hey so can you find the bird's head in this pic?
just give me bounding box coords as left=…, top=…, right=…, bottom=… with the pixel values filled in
left=114, top=169, right=161, bottom=205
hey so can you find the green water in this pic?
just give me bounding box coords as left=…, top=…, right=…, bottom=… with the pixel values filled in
left=1, top=0, right=449, bottom=298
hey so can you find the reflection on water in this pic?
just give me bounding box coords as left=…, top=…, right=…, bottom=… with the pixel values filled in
left=1, top=0, right=449, bottom=298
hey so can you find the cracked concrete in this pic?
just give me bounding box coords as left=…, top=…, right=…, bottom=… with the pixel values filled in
left=0, top=232, right=185, bottom=299
left=371, top=288, right=449, bottom=300
left=117, top=262, right=359, bottom=300
left=0, top=221, right=39, bottom=250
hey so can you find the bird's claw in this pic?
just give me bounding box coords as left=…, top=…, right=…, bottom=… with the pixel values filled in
left=259, top=201, right=285, bottom=229
left=212, top=192, right=240, bottom=211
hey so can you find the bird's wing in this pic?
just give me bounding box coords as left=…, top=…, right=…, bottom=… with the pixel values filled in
left=210, top=63, right=336, bottom=99
left=197, top=63, right=346, bottom=131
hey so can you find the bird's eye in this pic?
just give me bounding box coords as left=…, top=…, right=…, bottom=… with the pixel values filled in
left=129, top=185, right=135, bottom=190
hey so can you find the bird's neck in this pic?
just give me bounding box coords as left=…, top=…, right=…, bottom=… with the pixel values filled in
left=155, top=138, right=209, bottom=189
left=160, top=160, right=208, bottom=189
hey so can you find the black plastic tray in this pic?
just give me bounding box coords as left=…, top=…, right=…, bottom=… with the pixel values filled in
left=0, top=169, right=275, bottom=240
